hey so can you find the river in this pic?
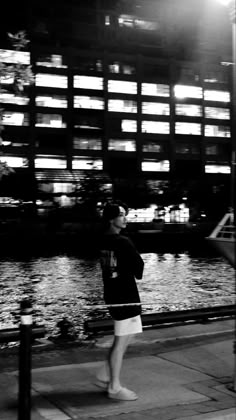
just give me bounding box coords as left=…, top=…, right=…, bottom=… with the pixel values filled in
left=0, top=247, right=234, bottom=343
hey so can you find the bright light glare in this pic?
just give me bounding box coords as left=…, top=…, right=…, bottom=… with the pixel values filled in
left=217, top=0, right=231, bottom=6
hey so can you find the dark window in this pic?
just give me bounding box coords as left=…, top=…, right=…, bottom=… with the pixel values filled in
left=174, top=160, right=201, bottom=177
left=108, top=155, right=137, bottom=175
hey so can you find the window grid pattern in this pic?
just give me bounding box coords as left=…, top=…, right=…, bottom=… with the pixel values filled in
left=0, top=48, right=233, bottom=173
left=204, top=107, right=230, bottom=120
left=72, top=158, right=103, bottom=170
left=108, top=99, right=137, bottom=113
left=174, top=85, right=202, bottom=99
left=108, top=139, right=136, bottom=151
left=204, top=90, right=230, bottom=102
left=0, top=156, right=28, bottom=168
left=36, top=74, right=68, bottom=88
left=36, top=113, right=66, bottom=128
left=2, top=112, right=29, bottom=126
left=175, top=122, right=201, bottom=135
left=73, top=138, right=102, bottom=150
left=74, top=75, right=103, bottom=90
left=0, top=93, right=29, bottom=105
left=0, top=49, right=30, bottom=64
left=142, top=102, right=170, bottom=115
left=121, top=119, right=137, bottom=132
left=36, top=54, right=67, bottom=68
left=142, top=83, right=170, bottom=97
left=108, top=80, right=137, bottom=94
left=175, top=104, right=202, bottom=117
left=205, top=165, right=230, bottom=174
left=143, top=142, right=164, bottom=153
left=142, top=121, right=170, bottom=134
left=204, top=125, right=231, bottom=138
left=35, top=157, right=67, bottom=169
left=142, top=160, right=170, bottom=172
left=36, top=95, right=67, bottom=108
left=74, top=96, right=104, bottom=110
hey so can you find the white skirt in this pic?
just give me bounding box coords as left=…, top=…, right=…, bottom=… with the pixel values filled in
left=114, top=315, right=142, bottom=336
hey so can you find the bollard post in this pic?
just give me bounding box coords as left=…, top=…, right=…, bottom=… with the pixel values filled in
left=18, top=299, right=32, bottom=420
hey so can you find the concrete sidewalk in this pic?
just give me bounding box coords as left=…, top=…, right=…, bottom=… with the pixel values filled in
left=0, top=319, right=235, bottom=420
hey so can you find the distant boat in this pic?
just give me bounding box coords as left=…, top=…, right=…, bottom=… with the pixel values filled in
left=206, top=213, right=235, bottom=268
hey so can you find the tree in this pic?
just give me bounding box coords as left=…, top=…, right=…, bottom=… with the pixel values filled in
left=0, top=31, right=34, bottom=186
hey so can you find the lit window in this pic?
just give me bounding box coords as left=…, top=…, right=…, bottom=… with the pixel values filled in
left=205, top=164, right=230, bottom=174
left=121, top=119, right=137, bottom=132
left=5, top=140, right=29, bottom=147
left=0, top=49, right=30, bottom=64
left=108, top=99, right=137, bottom=113
left=142, top=160, right=170, bottom=172
left=73, top=137, right=102, bottom=150
left=108, top=139, right=136, bottom=151
left=36, top=95, right=67, bottom=108
left=127, top=207, right=156, bottom=223
left=108, top=62, right=135, bottom=75
left=118, top=15, right=159, bottom=31
left=204, top=125, right=230, bottom=137
left=105, top=15, right=110, bottom=26
left=35, top=156, right=67, bottom=169
left=142, top=102, right=169, bottom=115
left=142, top=121, right=169, bottom=134
left=35, top=74, right=68, bottom=88
left=74, top=96, right=104, bottom=110
left=205, top=107, right=230, bottom=119
left=0, top=93, right=29, bottom=105
left=74, top=75, right=103, bottom=90
left=72, top=157, right=103, bottom=170
left=174, top=85, right=202, bottom=99
left=142, top=83, right=169, bottom=97
left=175, top=104, right=202, bottom=117
left=1, top=112, right=29, bottom=126
left=204, top=90, right=230, bottom=102
left=36, top=54, right=67, bottom=68
left=0, top=156, right=28, bottom=167
left=0, top=73, right=14, bottom=85
left=53, top=183, right=74, bottom=193
left=143, top=142, right=163, bottom=153
left=108, top=80, right=137, bottom=94
left=175, top=122, right=201, bottom=135
left=36, top=114, right=66, bottom=128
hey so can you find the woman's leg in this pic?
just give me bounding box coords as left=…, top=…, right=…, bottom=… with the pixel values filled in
left=108, top=334, right=131, bottom=392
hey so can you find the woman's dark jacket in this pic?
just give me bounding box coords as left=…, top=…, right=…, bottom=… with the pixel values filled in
left=100, top=233, right=144, bottom=320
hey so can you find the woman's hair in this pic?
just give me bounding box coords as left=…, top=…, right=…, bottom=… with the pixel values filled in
left=102, top=200, right=128, bottom=222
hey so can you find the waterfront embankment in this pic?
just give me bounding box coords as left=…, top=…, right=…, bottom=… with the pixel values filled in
left=0, top=319, right=235, bottom=420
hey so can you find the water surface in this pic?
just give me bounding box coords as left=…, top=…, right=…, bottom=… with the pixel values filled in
left=0, top=251, right=234, bottom=341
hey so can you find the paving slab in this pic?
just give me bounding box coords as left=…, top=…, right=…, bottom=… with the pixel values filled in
left=16, top=355, right=211, bottom=419
left=158, top=340, right=234, bottom=378
left=175, top=407, right=236, bottom=420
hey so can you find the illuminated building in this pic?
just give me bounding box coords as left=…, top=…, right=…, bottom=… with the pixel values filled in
left=0, top=0, right=233, bottom=209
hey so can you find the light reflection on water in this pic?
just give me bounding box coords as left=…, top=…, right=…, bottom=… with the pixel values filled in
left=0, top=252, right=234, bottom=341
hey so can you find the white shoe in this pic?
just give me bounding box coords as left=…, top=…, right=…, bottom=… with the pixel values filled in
left=108, top=386, right=138, bottom=401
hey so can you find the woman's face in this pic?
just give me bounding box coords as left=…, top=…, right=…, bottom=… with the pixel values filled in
left=111, top=206, right=127, bottom=231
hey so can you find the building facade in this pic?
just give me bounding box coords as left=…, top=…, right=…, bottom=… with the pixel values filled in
left=0, top=0, right=233, bottom=214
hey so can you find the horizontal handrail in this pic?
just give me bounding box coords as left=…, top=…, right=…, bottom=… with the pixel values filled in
left=84, top=304, right=236, bottom=335
left=0, top=325, right=45, bottom=343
